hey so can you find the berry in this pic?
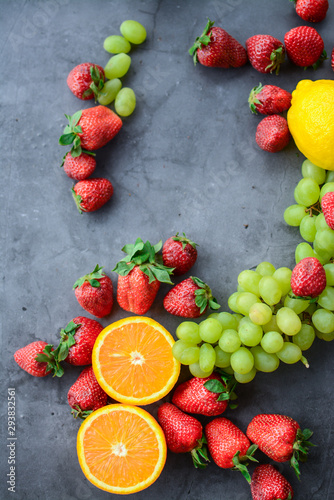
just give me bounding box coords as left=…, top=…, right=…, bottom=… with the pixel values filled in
left=67, top=63, right=105, bottom=100
left=67, top=366, right=108, bottom=419
left=73, top=264, right=113, bottom=318
left=162, top=233, right=198, bottom=275
left=57, top=317, right=104, bottom=366
left=256, top=115, right=290, bottom=153
left=290, top=257, right=326, bottom=298
left=251, top=464, right=294, bottom=500
left=293, top=0, right=328, bottom=23
left=246, top=35, right=285, bottom=74
left=248, top=83, right=292, bottom=115
left=14, top=341, right=54, bottom=377
left=284, top=26, right=326, bottom=68
left=61, top=151, right=96, bottom=180
left=72, top=178, right=113, bottom=213
left=321, top=191, right=334, bottom=229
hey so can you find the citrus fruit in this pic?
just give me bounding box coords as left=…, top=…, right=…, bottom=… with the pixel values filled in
left=92, top=316, right=180, bottom=405
left=77, top=404, right=167, bottom=494
left=287, top=79, right=334, bottom=170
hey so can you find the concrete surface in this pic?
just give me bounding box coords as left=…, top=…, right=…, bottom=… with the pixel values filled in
left=1, top=0, right=334, bottom=499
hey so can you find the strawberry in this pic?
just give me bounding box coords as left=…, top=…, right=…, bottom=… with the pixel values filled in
left=292, top=0, right=328, bottom=23
left=67, top=63, right=105, bottom=100
left=14, top=341, right=58, bottom=377
left=205, top=418, right=258, bottom=482
left=162, top=233, right=198, bottom=275
left=246, top=35, right=285, bottom=74
left=332, top=48, right=334, bottom=70
left=256, top=115, right=290, bottom=153
left=246, top=413, right=314, bottom=478
left=290, top=257, right=326, bottom=298
left=172, top=372, right=236, bottom=416
left=72, top=178, right=113, bottom=213
left=284, top=26, right=326, bottom=69
left=56, top=317, right=103, bottom=366
left=67, top=366, right=108, bottom=419
left=73, top=264, right=113, bottom=318
left=61, top=151, right=96, bottom=180
left=189, top=18, right=247, bottom=68
left=321, top=191, right=334, bottom=229
left=113, top=237, right=174, bottom=314
left=59, top=106, right=122, bottom=156
left=251, top=464, right=294, bottom=500
left=157, top=402, right=209, bottom=468
left=163, top=276, right=220, bottom=318
left=248, top=83, right=292, bottom=115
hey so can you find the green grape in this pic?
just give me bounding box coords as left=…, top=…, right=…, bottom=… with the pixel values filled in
left=314, top=228, right=334, bottom=255
left=315, top=328, right=324, bottom=339
left=317, top=286, right=334, bottom=310
left=299, top=215, right=317, bottom=242
left=236, top=292, right=261, bottom=315
left=207, top=313, right=219, bottom=319
left=273, top=267, right=292, bottom=295
left=256, top=261, right=276, bottom=276
left=320, top=330, right=334, bottom=341
left=218, top=329, right=241, bottom=353
left=230, top=347, right=254, bottom=374
left=301, top=159, right=327, bottom=184
left=234, top=367, right=256, bottom=383
left=259, top=276, right=282, bottom=306
left=315, top=213, right=328, bottom=231
left=189, top=362, right=213, bottom=378
left=295, top=242, right=315, bottom=263
left=261, top=331, right=284, bottom=353
left=233, top=314, right=244, bottom=326
left=237, top=285, right=246, bottom=292
left=262, top=314, right=282, bottom=333
left=305, top=302, right=317, bottom=316
left=115, top=87, right=136, bottom=117
left=237, top=270, right=262, bottom=296
left=97, top=79, right=122, bottom=105
left=249, top=302, right=272, bottom=325
left=214, top=346, right=231, bottom=368
left=320, top=182, right=334, bottom=201
left=283, top=204, right=307, bottom=227
left=324, top=263, right=334, bottom=286
left=199, top=343, right=216, bottom=373
left=216, top=311, right=238, bottom=330
left=276, top=342, right=302, bottom=364
left=199, top=318, right=223, bottom=343
left=284, top=295, right=310, bottom=314
left=251, top=346, right=280, bottom=372
left=120, top=20, right=147, bottom=44
left=103, top=35, right=131, bottom=54
left=172, top=340, right=196, bottom=361
left=312, top=308, right=334, bottom=333
left=179, top=346, right=200, bottom=365
left=292, top=324, right=315, bottom=351
left=238, top=317, right=263, bottom=346
left=104, top=53, right=131, bottom=79
left=313, top=249, right=331, bottom=266
left=223, top=365, right=235, bottom=375
left=176, top=321, right=201, bottom=343
left=228, top=292, right=241, bottom=313
left=276, top=307, right=301, bottom=335
left=326, top=171, right=334, bottom=183
left=294, top=178, right=320, bottom=206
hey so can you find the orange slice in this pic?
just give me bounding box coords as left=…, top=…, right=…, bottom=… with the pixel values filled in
left=77, top=404, right=167, bottom=494
left=92, top=316, right=180, bottom=405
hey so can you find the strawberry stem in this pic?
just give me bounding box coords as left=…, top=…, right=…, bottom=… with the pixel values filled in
left=73, top=264, right=105, bottom=289
left=189, top=18, right=215, bottom=65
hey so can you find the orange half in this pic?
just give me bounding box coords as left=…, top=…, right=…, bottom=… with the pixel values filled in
left=77, top=404, right=167, bottom=494
left=92, top=316, right=180, bottom=405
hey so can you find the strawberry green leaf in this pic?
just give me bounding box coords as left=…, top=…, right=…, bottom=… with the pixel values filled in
left=70, top=110, right=82, bottom=128
left=203, top=379, right=225, bottom=393
left=59, top=133, right=76, bottom=146
left=73, top=265, right=104, bottom=289
left=71, top=404, right=93, bottom=420
left=189, top=18, right=215, bottom=64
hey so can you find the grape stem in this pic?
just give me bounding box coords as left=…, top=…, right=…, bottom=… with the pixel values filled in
left=301, top=355, right=309, bottom=368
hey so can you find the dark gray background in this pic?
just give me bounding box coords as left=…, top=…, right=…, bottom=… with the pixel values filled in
left=1, top=0, right=334, bottom=498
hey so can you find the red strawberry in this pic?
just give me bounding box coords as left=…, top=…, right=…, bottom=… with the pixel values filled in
left=73, top=264, right=113, bottom=318
left=246, top=35, right=285, bottom=74
left=59, top=106, right=122, bottom=156
left=284, top=26, right=326, bottom=68
left=332, top=48, right=334, bottom=70
left=57, top=317, right=103, bottom=366
left=157, top=402, right=209, bottom=468
left=162, top=233, right=198, bottom=275
left=172, top=372, right=235, bottom=416
left=164, top=276, right=220, bottom=318
left=256, top=115, right=290, bottom=153
left=72, top=178, right=113, bottom=213
left=248, top=83, right=292, bottom=115
left=67, top=62, right=105, bottom=100
left=251, top=464, right=294, bottom=500
left=189, top=19, right=247, bottom=68
left=290, top=257, right=326, bottom=298
left=293, top=0, right=328, bottom=23
left=247, top=414, right=314, bottom=478
left=67, top=366, right=108, bottom=419
left=14, top=341, right=56, bottom=377
left=113, top=237, right=174, bottom=314
left=205, top=418, right=257, bottom=481
left=321, top=191, right=334, bottom=229
left=61, top=151, right=96, bottom=180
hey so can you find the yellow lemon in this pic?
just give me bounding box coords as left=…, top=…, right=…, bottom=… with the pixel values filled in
left=287, top=79, right=334, bottom=170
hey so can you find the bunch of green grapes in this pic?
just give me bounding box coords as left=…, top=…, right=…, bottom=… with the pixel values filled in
left=284, top=159, right=334, bottom=265
left=172, top=260, right=334, bottom=383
